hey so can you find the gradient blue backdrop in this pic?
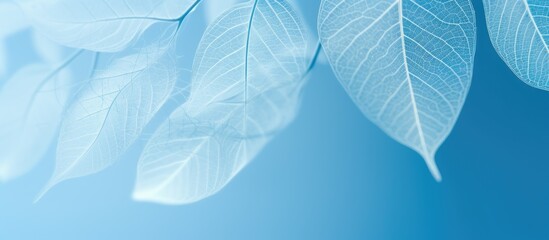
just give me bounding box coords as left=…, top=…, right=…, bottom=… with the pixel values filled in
left=1, top=0, right=549, bottom=239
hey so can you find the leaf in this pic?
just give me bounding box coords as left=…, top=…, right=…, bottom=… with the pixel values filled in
left=0, top=30, right=74, bottom=182
left=32, top=31, right=66, bottom=64
left=484, top=0, right=549, bottom=89
left=204, top=0, right=240, bottom=24
left=0, top=43, right=7, bottom=78
left=18, top=0, right=201, bottom=52
left=38, top=39, right=179, bottom=198
left=318, top=0, right=476, bottom=180
left=0, top=64, right=72, bottom=182
left=0, top=1, right=30, bottom=77
left=0, top=1, right=29, bottom=36
left=133, top=0, right=310, bottom=205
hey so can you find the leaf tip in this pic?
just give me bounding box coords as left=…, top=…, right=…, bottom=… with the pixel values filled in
left=132, top=187, right=196, bottom=205
left=0, top=162, right=30, bottom=183
left=424, top=155, right=442, bottom=182
left=0, top=165, right=12, bottom=183
left=131, top=190, right=172, bottom=205
left=33, top=177, right=62, bottom=203
left=131, top=190, right=146, bottom=202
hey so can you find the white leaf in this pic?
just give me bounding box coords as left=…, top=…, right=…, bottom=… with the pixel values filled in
left=0, top=1, right=29, bottom=36
left=0, top=43, right=7, bottom=78
left=133, top=0, right=310, bottom=205
left=38, top=41, right=178, bottom=197
left=32, top=31, right=66, bottom=64
left=318, top=0, right=477, bottom=180
left=19, top=0, right=200, bottom=52
left=204, top=0, right=240, bottom=24
left=484, top=0, right=549, bottom=89
left=0, top=1, right=30, bottom=77
left=0, top=65, right=72, bottom=182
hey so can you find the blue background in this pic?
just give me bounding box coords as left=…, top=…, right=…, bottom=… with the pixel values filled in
left=2, top=0, right=549, bottom=239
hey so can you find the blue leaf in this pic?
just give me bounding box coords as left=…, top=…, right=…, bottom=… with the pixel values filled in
left=18, top=0, right=201, bottom=52
left=133, top=0, right=311, bottom=205
left=484, top=0, right=549, bottom=89
left=318, top=0, right=476, bottom=180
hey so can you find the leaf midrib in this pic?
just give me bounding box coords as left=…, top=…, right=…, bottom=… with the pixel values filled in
left=397, top=0, right=430, bottom=157
left=522, top=0, right=549, bottom=55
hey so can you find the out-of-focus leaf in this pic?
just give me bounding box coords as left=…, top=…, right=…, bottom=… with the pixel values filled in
left=37, top=39, right=179, bottom=198
left=19, top=0, right=201, bottom=52
left=0, top=64, right=72, bottom=181
left=133, top=0, right=310, bottom=204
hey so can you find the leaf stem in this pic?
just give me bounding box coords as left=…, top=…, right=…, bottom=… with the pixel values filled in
left=176, top=0, right=204, bottom=23
left=164, top=0, right=204, bottom=46
left=304, top=41, right=322, bottom=77
left=244, top=0, right=260, bottom=130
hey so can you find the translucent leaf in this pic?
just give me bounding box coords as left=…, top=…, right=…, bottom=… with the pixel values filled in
left=484, top=0, right=549, bottom=89
left=133, top=0, right=310, bottom=205
left=0, top=1, right=29, bottom=36
left=18, top=0, right=200, bottom=52
left=204, top=0, right=240, bottom=24
left=0, top=1, right=29, bottom=77
left=318, top=0, right=477, bottom=180
left=32, top=31, right=66, bottom=64
left=0, top=43, right=7, bottom=78
left=0, top=65, right=72, bottom=182
left=38, top=41, right=178, bottom=198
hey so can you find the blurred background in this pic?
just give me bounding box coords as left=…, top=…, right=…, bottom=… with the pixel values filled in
left=1, top=0, right=549, bottom=239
